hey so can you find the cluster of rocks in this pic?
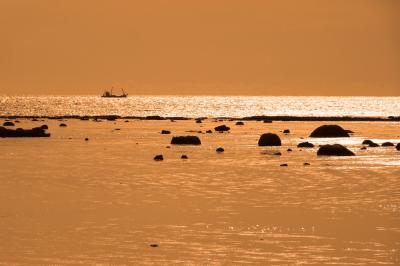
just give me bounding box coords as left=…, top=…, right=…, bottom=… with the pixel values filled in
left=0, top=126, right=50, bottom=137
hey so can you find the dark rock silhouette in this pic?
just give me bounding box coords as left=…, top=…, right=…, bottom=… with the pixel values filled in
left=317, top=144, right=355, bottom=156
left=274, top=152, right=282, bottom=156
left=283, top=129, right=290, bottom=134
left=310, top=125, right=350, bottom=138
left=362, top=139, right=374, bottom=145
left=0, top=126, right=50, bottom=137
left=263, top=120, right=272, bottom=123
left=369, top=142, right=379, bottom=147
left=280, top=164, right=288, bottom=167
left=171, top=136, right=201, bottom=145
left=287, top=148, right=292, bottom=152
left=381, top=142, right=394, bottom=147
left=181, top=154, right=188, bottom=159
left=297, top=142, right=314, bottom=148
left=235, top=121, right=244, bottom=126
left=345, top=130, right=354, bottom=134
left=40, top=125, right=48, bottom=130
left=396, top=143, right=400, bottom=151
left=216, top=147, right=224, bottom=153
left=161, top=130, right=171, bottom=134
left=360, top=147, right=367, bottom=150
left=150, top=244, right=159, bottom=248
left=3, top=122, right=15, bottom=126
left=258, top=133, right=281, bottom=146
left=153, top=155, right=164, bottom=161
left=304, top=162, right=310, bottom=166
left=59, top=123, right=67, bottom=127
left=206, top=130, right=212, bottom=134
left=195, top=119, right=202, bottom=124
left=214, top=125, right=230, bottom=132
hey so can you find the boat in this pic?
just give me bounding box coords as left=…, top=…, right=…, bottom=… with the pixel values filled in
left=101, top=87, right=128, bottom=98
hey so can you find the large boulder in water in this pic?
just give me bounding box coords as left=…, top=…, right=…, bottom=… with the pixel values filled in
left=171, top=136, right=201, bottom=145
left=0, top=126, right=50, bottom=138
left=317, top=144, right=355, bottom=156
left=396, top=143, right=400, bottom=151
left=258, top=133, right=281, bottom=146
left=3, top=121, right=15, bottom=126
left=310, top=125, right=350, bottom=138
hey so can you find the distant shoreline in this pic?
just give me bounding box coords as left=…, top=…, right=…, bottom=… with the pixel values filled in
left=1, top=115, right=399, bottom=122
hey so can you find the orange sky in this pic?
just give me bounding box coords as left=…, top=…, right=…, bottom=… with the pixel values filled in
left=0, top=0, right=399, bottom=95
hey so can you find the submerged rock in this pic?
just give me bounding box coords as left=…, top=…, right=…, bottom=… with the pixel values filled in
left=258, top=133, right=281, bottom=146
left=235, top=121, right=244, bottom=126
left=3, top=121, right=15, bottom=126
left=181, top=154, right=188, bottom=159
left=396, top=143, right=400, bottom=151
left=59, top=123, right=67, bottom=127
left=214, top=125, right=230, bottom=132
left=280, top=164, right=288, bottom=167
left=263, top=120, right=272, bottom=123
left=283, top=129, right=290, bottom=134
left=362, top=139, right=374, bottom=145
left=161, top=130, right=171, bottom=134
left=153, top=155, right=164, bottom=161
left=310, top=125, right=350, bottom=138
left=206, top=130, right=212, bottom=134
left=297, top=142, right=314, bottom=148
left=171, top=136, right=201, bottom=145
left=317, top=144, right=355, bottom=156
left=0, top=126, right=50, bottom=138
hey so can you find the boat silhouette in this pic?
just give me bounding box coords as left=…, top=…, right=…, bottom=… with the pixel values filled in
left=102, top=87, right=128, bottom=98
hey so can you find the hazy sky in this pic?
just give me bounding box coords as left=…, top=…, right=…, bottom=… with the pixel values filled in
left=0, top=0, right=399, bottom=95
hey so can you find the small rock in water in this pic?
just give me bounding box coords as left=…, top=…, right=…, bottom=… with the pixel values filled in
left=149, top=244, right=159, bottom=248
left=161, top=130, right=171, bottom=134
left=214, top=125, right=230, bottom=132
left=362, top=139, right=374, bottom=145
left=368, top=142, right=379, bottom=147
left=287, top=148, right=292, bottom=152
left=40, top=125, right=48, bottom=129
left=171, top=136, right=201, bottom=145
left=206, top=130, right=212, bottom=133
left=195, top=119, right=202, bottom=123
left=59, top=123, right=67, bottom=127
left=274, top=152, right=282, bottom=156
left=283, top=129, right=290, bottom=134
left=396, top=143, right=400, bottom=151
left=297, top=142, right=314, bottom=148
left=85, top=138, right=89, bottom=141
left=216, top=147, right=224, bottom=153
left=235, top=121, right=244, bottom=126
left=263, top=120, right=272, bottom=123
left=3, top=122, right=15, bottom=126
left=381, top=142, right=394, bottom=147
left=280, top=164, right=288, bottom=167
left=181, top=154, right=188, bottom=159
left=303, top=162, right=310, bottom=166
left=166, top=146, right=171, bottom=149
left=360, top=146, right=367, bottom=150
left=153, top=155, right=164, bottom=161
left=258, top=133, right=281, bottom=146
left=317, top=144, right=355, bottom=156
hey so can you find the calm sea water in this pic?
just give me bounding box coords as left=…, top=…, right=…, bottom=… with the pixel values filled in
left=0, top=96, right=399, bottom=117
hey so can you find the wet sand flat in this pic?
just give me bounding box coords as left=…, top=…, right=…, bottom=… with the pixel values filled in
left=0, top=119, right=399, bottom=265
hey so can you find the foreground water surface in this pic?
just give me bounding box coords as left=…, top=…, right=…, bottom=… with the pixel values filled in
left=0, top=119, right=399, bottom=265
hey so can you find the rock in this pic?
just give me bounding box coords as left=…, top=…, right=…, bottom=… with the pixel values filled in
left=216, top=147, right=224, bottom=153
left=303, top=162, right=310, bottom=166
left=362, top=139, right=374, bottom=145
left=368, top=142, right=379, bottom=147
left=3, top=121, right=15, bottom=126
left=150, top=244, right=159, bottom=248
left=283, top=129, right=290, bottom=134
left=206, top=130, right=212, bottom=134
left=360, top=146, right=367, bottom=150
left=32, top=118, right=39, bottom=121
left=181, top=154, right=188, bottom=159
left=40, top=125, right=48, bottom=129
left=14, top=120, right=20, bottom=123
left=258, top=133, right=281, bottom=146
left=59, top=123, right=67, bottom=127
left=171, top=136, right=201, bottom=145
left=263, top=120, right=272, bottom=123
left=287, top=148, right=292, bottom=152
left=195, top=119, right=202, bottom=123
left=161, top=130, right=171, bottom=134
left=114, top=128, right=121, bottom=131
left=309, top=125, right=350, bottom=138
left=297, top=142, right=314, bottom=148
left=153, top=155, right=164, bottom=161
left=274, top=152, right=282, bottom=156
left=124, top=120, right=129, bottom=123
left=381, top=142, right=394, bottom=147
left=280, top=164, right=288, bottom=167
left=85, top=138, right=89, bottom=141
left=317, top=144, right=355, bottom=156
left=0, top=126, right=50, bottom=138
left=396, top=143, right=400, bottom=151
left=214, top=125, right=230, bottom=132
left=235, top=121, right=244, bottom=126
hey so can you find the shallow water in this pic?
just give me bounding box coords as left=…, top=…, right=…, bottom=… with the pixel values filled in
left=0, top=119, right=399, bottom=265
left=1, top=96, right=399, bottom=117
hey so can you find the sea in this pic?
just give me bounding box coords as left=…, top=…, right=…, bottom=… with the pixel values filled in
left=0, top=95, right=399, bottom=117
